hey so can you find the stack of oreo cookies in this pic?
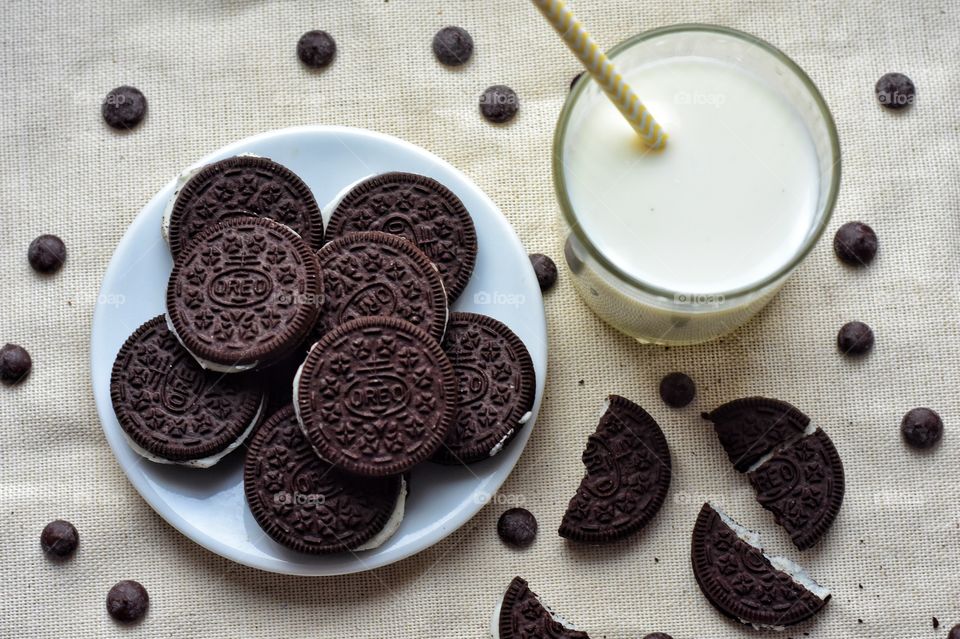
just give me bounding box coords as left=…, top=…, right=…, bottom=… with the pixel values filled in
left=110, top=157, right=536, bottom=554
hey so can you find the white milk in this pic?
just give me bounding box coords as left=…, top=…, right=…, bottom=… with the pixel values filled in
left=563, top=56, right=820, bottom=295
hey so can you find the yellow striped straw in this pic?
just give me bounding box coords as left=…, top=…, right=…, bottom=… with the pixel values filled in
left=532, top=0, right=668, bottom=150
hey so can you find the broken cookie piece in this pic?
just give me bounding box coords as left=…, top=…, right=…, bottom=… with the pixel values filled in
left=701, top=397, right=810, bottom=472
left=748, top=428, right=845, bottom=550
left=491, top=577, right=590, bottom=639
left=559, top=395, right=672, bottom=543
left=691, top=503, right=830, bottom=630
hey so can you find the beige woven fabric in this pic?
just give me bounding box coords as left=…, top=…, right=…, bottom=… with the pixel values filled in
left=2, top=0, right=958, bottom=637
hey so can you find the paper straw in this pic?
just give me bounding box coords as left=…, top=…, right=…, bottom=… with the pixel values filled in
left=532, top=0, right=668, bottom=150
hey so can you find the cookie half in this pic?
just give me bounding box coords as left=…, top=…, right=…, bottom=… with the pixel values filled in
left=294, top=316, right=457, bottom=476
left=491, top=577, right=590, bottom=639
left=165, top=155, right=324, bottom=256
left=748, top=428, right=845, bottom=550
left=559, top=396, right=672, bottom=543
left=244, top=405, right=405, bottom=553
left=166, top=217, right=323, bottom=372
left=433, top=312, right=535, bottom=464
left=110, top=315, right=266, bottom=466
left=701, top=397, right=810, bottom=472
left=315, top=231, right=447, bottom=341
left=326, top=172, right=477, bottom=303
left=691, top=503, right=830, bottom=630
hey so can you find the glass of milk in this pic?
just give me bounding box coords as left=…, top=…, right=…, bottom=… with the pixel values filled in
left=555, top=25, right=840, bottom=345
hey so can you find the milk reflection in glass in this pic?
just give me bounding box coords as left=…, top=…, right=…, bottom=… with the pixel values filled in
left=558, top=31, right=838, bottom=345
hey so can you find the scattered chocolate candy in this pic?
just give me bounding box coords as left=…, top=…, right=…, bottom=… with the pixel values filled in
left=529, top=253, right=557, bottom=291
left=480, top=85, right=519, bottom=124
left=27, top=234, right=66, bottom=274
left=875, top=72, right=915, bottom=110
left=106, top=580, right=149, bottom=623
left=949, top=624, right=960, bottom=639
left=570, top=71, right=584, bottom=91
left=659, top=372, right=696, bottom=408
left=643, top=634, right=673, bottom=639
left=901, top=408, right=943, bottom=450
left=497, top=508, right=538, bottom=548
left=0, top=343, right=32, bottom=386
left=833, top=221, right=878, bottom=266
left=101, top=86, right=147, bottom=130
left=40, top=520, right=78, bottom=558
left=432, top=26, right=474, bottom=66
left=297, top=30, right=337, bottom=68
left=837, top=321, right=875, bottom=356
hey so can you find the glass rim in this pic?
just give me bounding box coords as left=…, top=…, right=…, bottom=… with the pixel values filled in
left=552, top=23, right=842, bottom=301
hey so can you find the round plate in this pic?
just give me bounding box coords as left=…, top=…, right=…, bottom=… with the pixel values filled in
left=90, top=126, right=547, bottom=576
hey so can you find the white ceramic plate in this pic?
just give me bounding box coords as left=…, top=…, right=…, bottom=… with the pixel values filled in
left=90, top=125, right=547, bottom=576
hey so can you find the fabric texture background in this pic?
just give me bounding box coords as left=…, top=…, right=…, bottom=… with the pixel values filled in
left=1, top=1, right=958, bottom=637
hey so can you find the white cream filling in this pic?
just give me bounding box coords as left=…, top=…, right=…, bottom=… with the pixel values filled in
left=745, top=423, right=819, bottom=474
left=355, top=477, right=407, bottom=551
left=488, top=429, right=514, bottom=457
left=709, top=502, right=830, bottom=631
left=164, top=312, right=259, bottom=373
left=121, top=394, right=265, bottom=468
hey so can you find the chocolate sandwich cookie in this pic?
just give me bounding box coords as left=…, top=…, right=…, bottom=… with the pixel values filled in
left=295, top=317, right=457, bottom=476
left=166, top=217, right=323, bottom=372
left=110, top=316, right=266, bottom=466
left=559, top=396, right=672, bottom=542
left=702, top=397, right=810, bottom=472
left=315, top=231, right=447, bottom=341
left=692, top=503, right=830, bottom=629
left=432, top=312, right=535, bottom=464
left=244, top=406, right=405, bottom=553
left=326, top=172, right=477, bottom=303
left=749, top=428, right=845, bottom=550
left=165, top=156, right=323, bottom=256
left=493, top=577, right=590, bottom=639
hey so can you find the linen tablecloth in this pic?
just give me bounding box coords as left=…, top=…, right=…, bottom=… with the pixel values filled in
left=1, top=1, right=958, bottom=637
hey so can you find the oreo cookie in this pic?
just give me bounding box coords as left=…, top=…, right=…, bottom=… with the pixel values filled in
left=433, top=312, right=535, bottom=464
left=166, top=217, right=323, bottom=372
left=749, top=428, right=845, bottom=550
left=110, top=316, right=266, bottom=466
left=702, top=397, right=810, bottom=472
left=244, top=406, right=405, bottom=553
left=559, top=395, right=672, bottom=543
left=326, top=172, right=477, bottom=303
left=493, top=577, right=590, bottom=639
left=692, top=503, right=831, bottom=629
left=295, top=316, right=457, bottom=476
left=165, top=156, right=324, bottom=257
left=315, top=231, right=447, bottom=341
